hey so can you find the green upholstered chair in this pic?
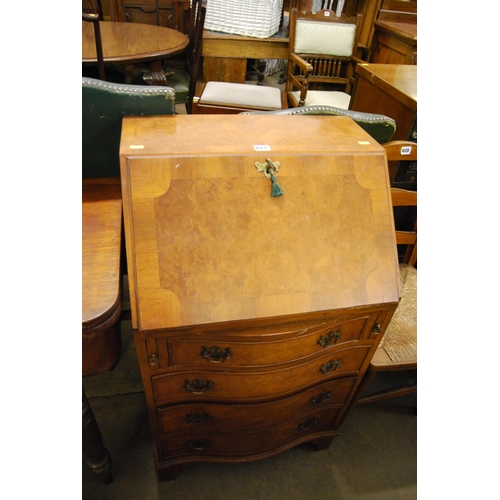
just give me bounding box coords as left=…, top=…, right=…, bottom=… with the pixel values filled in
left=82, top=77, right=175, bottom=179
left=241, top=105, right=397, bottom=144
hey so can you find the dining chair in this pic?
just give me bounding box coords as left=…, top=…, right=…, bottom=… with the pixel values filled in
left=82, top=0, right=105, bottom=81
left=352, top=140, right=417, bottom=406
left=161, top=0, right=206, bottom=113
left=386, top=139, right=417, bottom=188
left=241, top=104, right=397, bottom=144
left=285, top=7, right=363, bottom=109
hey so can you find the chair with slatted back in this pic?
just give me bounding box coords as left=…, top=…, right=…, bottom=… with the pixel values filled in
left=285, top=7, right=363, bottom=109
left=352, top=140, right=417, bottom=406
left=83, top=0, right=106, bottom=81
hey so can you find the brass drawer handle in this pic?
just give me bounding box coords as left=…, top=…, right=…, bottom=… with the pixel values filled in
left=200, top=346, right=232, bottom=363
left=372, top=323, right=382, bottom=334
left=311, top=391, right=332, bottom=405
left=299, top=417, right=319, bottom=430
left=187, top=439, right=211, bottom=451
left=186, top=412, right=212, bottom=424
left=317, top=328, right=341, bottom=348
left=183, top=379, right=213, bottom=395
left=320, top=358, right=342, bottom=375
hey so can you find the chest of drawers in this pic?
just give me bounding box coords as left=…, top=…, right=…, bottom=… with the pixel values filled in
left=119, top=115, right=400, bottom=479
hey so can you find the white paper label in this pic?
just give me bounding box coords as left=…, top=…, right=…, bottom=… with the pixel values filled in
left=253, top=145, right=271, bottom=151
left=401, top=146, right=412, bottom=155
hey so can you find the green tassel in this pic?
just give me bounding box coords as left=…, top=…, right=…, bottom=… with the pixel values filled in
left=270, top=173, right=284, bottom=197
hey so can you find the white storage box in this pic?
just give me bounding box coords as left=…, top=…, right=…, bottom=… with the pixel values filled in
left=205, top=0, right=284, bottom=38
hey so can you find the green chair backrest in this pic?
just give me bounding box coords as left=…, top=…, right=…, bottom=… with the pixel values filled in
left=82, top=77, right=176, bottom=178
left=241, top=105, right=397, bottom=144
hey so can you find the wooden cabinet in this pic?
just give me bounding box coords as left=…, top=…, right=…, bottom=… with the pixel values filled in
left=350, top=63, right=417, bottom=141
left=110, top=0, right=190, bottom=32
left=369, top=0, right=417, bottom=64
left=119, top=115, right=400, bottom=479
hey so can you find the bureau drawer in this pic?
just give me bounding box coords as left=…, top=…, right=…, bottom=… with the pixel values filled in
left=153, top=345, right=370, bottom=405
left=162, top=407, right=338, bottom=459
left=158, top=377, right=356, bottom=435
left=166, top=315, right=374, bottom=368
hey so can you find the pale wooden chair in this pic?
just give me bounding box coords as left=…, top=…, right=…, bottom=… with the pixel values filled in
left=354, top=140, right=417, bottom=405
left=285, top=7, right=363, bottom=109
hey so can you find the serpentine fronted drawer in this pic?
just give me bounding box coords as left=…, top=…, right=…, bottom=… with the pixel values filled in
left=158, top=377, right=356, bottom=435
left=153, top=345, right=371, bottom=406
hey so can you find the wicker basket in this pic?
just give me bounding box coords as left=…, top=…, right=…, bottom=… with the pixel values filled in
left=205, top=0, right=284, bottom=38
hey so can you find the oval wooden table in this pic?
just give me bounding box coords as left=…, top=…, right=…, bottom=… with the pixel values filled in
left=82, top=21, right=189, bottom=85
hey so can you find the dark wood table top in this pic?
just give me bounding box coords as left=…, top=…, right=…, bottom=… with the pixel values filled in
left=374, top=19, right=417, bottom=43
left=82, top=21, right=189, bottom=64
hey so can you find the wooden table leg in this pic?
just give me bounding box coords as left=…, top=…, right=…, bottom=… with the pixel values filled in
left=82, top=388, right=113, bottom=484
left=143, top=60, right=169, bottom=86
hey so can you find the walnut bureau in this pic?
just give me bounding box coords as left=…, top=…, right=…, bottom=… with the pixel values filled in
left=119, top=115, right=400, bottom=480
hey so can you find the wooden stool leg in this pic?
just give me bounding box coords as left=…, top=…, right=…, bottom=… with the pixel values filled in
left=82, top=388, right=113, bottom=484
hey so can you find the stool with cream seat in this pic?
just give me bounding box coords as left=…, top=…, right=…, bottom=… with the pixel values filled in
left=192, top=80, right=286, bottom=114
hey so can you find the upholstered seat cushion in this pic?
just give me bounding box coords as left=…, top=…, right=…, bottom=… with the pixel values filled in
left=200, top=81, right=282, bottom=110
left=290, top=90, right=351, bottom=109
